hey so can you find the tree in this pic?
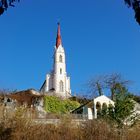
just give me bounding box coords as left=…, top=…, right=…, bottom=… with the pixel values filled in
left=88, top=75, right=107, bottom=97
left=124, top=0, right=140, bottom=25
left=90, top=74, right=136, bottom=127
left=108, top=88, right=135, bottom=128
left=98, top=88, right=135, bottom=128
left=0, top=0, right=20, bottom=15
left=105, top=73, right=130, bottom=101
left=127, top=93, right=140, bottom=103
left=112, top=91, right=135, bottom=127
left=88, top=73, right=130, bottom=100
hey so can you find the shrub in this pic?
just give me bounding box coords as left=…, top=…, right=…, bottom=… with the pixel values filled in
left=44, top=96, right=80, bottom=113
left=0, top=113, right=140, bottom=140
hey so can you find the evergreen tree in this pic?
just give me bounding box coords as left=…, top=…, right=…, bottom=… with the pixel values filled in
left=108, top=89, right=135, bottom=127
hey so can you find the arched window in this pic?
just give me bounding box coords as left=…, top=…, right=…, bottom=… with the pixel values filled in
left=102, top=103, right=108, bottom=115
left=60, top=68, right=62, bottom=74
left=102, top=103, right=107, bottom=110
left=96, top=102, right=101, bottom=109
left=59, top=55, right=62, bottom=62
left=96, top=102, right=101, bottom=117
left=59, top=80, right=64, bottom=92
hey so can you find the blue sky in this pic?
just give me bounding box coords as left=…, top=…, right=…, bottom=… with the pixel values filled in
left=0, top=0, right=140, bottom=95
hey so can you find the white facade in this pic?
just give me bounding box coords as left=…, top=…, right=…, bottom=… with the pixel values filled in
left=72, top=95, right=114, bottom=120
left=93, top=95, right=114, bottom=118
left=40, top=23, right=71, bottom=98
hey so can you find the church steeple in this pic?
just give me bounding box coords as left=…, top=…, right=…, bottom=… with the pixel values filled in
left=40, top=23, right=71, bottom=98
left=56, top=22, right=62, bottom=48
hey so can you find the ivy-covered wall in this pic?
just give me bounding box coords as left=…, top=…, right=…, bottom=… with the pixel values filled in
left=44, top=96, right=80, bottom=113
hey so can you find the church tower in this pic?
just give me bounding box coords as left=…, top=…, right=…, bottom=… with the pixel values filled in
left=40, top=23, right=71, bottom=98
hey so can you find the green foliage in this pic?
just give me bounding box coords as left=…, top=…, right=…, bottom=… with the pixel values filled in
left=97, top=86, right=135, bottom=127
left=69, top=96, right=92, bottom=105
left=44, top=96, right=64, bottom=113
left=101, top=103, right=108, bottom=117
left=129, top=94, right=140, bottom=104
left=63, top=99, right=80, bottom=112
left=113, top=92, right=135, bottom=126
left=107, top=104, right=114, bottom=119
left=106, top=90, right=135, bottom=127
left=44, top=96, right=80, bottom=114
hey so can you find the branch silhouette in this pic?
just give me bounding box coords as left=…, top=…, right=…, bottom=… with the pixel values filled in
left=0, top=0, right=20, bottom=15
left=124, top=0, right=140, bottom=25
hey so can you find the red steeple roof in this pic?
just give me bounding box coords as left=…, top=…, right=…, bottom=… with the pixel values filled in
left=56, top=22, right=62, bottom=48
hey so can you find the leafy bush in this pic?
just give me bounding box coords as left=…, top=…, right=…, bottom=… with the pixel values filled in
left=63, top=99, right=80, bottom=112
left=44, top=96, right=80, bottom=113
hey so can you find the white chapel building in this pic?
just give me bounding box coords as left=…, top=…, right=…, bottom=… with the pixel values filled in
left=40, top=23, right=71, bottom=98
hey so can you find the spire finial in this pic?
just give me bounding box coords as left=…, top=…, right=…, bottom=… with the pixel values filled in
left=56, top=22, right=62, bottom=48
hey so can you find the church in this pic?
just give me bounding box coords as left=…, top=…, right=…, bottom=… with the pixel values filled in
left=40, top=23, right=71, bottom=99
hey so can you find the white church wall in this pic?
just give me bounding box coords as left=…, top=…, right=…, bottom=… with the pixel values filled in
left=88, top=108, right=93, bottom=120
left=40, top=23, right=71, bottom=98
left=93, top=95, right=114, bottom=119
left=94, top=95, right=114, bottom=107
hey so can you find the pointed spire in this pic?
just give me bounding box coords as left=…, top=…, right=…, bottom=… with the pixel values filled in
left=56, top=22, right=62, bottom=48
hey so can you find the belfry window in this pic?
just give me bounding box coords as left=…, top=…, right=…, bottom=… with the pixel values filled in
left=59, top=80, right=64, bottom=92
left=59, top=55, right=62, bottom=62
left=60, top=68, right=62, bottom=74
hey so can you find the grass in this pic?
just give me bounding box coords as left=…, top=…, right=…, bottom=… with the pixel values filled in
left=0, top=113, right=140, bottom=140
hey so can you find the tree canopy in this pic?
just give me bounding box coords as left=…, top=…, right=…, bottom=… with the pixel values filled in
left=0, top=1, right=140, bottom=25
left=0, top=0, right=20, bottom=15
left=98, top=88, right=135, bottom=128
left=88, top=73, right=130, bottom=100
left=113, top=90, right=135, bottom=127
left=124, top=0, right=140, bottom=25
